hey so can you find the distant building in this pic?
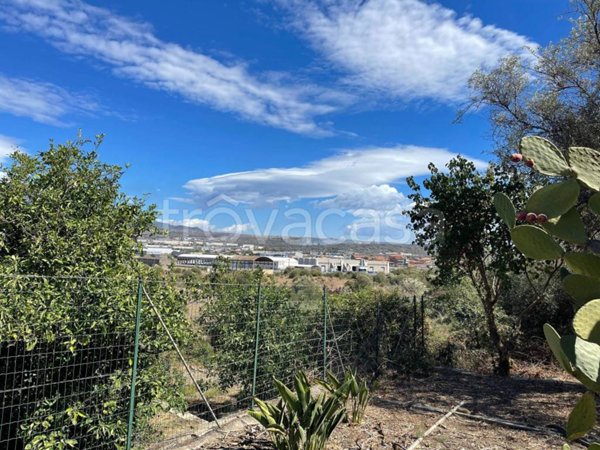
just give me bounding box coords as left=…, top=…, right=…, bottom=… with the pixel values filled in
left=138, top=254, right=171, bottom=268
left=297, top=256, right=389, bottom=274
left=143, top=246, right=174, bottom=256
left=175, top=254, right=299, bottom=272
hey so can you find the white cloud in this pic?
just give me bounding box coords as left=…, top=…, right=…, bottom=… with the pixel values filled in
left=184, top=145, right=487, bottom=208
left=0, top=74, right=98, bottom=125
left=0, top=134, right=21, bottom=162
left=0, top=0, right=346, bottom=135
left=283, top=0, right=536, bottom=101
left=316, top=184, right=407, bottom=212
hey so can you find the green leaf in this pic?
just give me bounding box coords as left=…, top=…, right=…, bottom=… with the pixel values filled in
left=511, top=225, right=564, bottom=260
left=563, top=274, right=600, bottom=308
left=568, top=147, right=600, bottom=191
left=566, top=391, right=596, bottom=441
left=588, top=444, right=600, bottom=450
left=493, top=192, right=516, bottom=229
left=561, top=335, right=600, bottom=386
left=543, top=324, right=574, bottom=373
left=590, top=193, right=600, bottom=216
left=573, top=299, right=600, bottom=343
left=520, top=136, right=571, bottom=176
left=564, top=253, right=600, bottom=279
left=543, top=207, right=587, bottom=244
left=526, top=179, right=580, bottom=219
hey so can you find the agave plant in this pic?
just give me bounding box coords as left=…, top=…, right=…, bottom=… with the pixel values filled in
left=248, top=371, right=346, bottom=450
left=494, top=137, right=600, bottom=448
left=317, top=371, right=370, bottom=425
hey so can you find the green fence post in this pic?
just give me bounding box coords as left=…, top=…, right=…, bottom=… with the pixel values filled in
left=251, top=281, right=262, bottom=407
left=421, top=295, right=425, bottom=351
left=126, top=279, right=143, bottom=450
left=322, top=286, right=328, bottom=378
left=412, top=295, right=417, bottom=352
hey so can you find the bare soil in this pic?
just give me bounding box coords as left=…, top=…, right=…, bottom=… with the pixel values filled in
left=196, top=366, right=595, bottom=450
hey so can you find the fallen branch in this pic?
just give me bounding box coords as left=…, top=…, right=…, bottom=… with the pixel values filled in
left=406, top=400, right=465, bottom=450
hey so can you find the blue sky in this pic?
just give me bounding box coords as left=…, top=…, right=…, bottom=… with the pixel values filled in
left=0, top=0, right=572, bottom=243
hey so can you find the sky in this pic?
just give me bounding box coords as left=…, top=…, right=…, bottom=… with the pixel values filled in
left=0, top=0, right=573, bottom=243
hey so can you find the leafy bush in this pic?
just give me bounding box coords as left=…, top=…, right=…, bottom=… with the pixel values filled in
left=0, top=138, right=187, bottom=448
left=249, top=371, right=346, bottom=450
left=317, top=371, right=370, bottom=425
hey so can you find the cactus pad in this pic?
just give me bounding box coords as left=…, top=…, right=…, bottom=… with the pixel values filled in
left=568, top=147, right=600, bottom=191
left=566, top=391, right=596, bottom=441
left=561, top=335, right=600, bottom=388
left=544, top=324, right=574, bottom=373
left=493, top=192, right=516, bottom=228
left=526, top=179, right=580, bottom=218
left=543, top=207, right=587, bottom=244
left=520, top=136, right=571, bottom=176
left=565, top=252, right=600, bottom=279
left=563, top=274, right=600, bottom=308
left=511, top=225, right=564, bottom=260
left=574, top=300, right=600, bottom=343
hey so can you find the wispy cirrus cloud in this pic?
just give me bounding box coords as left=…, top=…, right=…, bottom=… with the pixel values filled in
left=281, top=0, right=536, bottom=102
left=0, top=0, right=347, bottom=135
left=0, top=74, right=99, bottom=125
left=184, top=145, right=487, bottom=209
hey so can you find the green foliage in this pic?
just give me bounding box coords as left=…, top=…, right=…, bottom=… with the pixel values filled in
left=198, top=272, right=320, bottom=400
left=494, top=136, right=600, bottom=444
left=317, top=371, right=370, bottom=425
left=248, top=372, right=346, bottom=450
left=0, top=137, right=187, bottom=448
left=519, top=136, right=572, bottom=177
left=566, top=391, right=596, bottom=441
left=407, top=156, right=527, bottom=375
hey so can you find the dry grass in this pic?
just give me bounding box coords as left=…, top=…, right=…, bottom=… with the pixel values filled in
left=196, top=365, right=594, bottom=450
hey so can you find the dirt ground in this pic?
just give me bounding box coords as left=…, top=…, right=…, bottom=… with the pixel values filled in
left=195, top=366, right=597, bottom=450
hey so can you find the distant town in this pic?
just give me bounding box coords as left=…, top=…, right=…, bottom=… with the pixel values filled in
left=139, top=232, right=433, bottom=274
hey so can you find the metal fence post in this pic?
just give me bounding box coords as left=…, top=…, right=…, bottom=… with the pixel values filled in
left=421, top=295, right=425, bottom=351
left=322, top=286, right=328, bottom=378
left=251, top=281, right=262, bottom=407
left=126, top=279, right=143, bottom=450
left=412, top=295, right=417, bottom=352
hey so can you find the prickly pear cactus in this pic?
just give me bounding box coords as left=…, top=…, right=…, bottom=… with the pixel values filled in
left=495, top=138, right=600, bottom=447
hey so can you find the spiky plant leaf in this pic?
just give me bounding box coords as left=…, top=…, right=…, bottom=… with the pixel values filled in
left=566, top=391, right=596, bottom=441
left=544, top=324, right=574, bottom=373
left=520, top=136, right=571, bottom=176
left=543, top=207, right=587, bottom=244
left=561, top=335, right=600, bottom=386
left=574, top=299, right=600, bottom=343
left=493, top=192, right=516, bottom=228
left=511, top=225, right=564, bottom=260
left=568, top=147, right=600, bottom=191
left=563, top=274, right=600, bottom=307
left=564, top=253, right=600, bottom=279
left=526, top=179, right=580, bottom=219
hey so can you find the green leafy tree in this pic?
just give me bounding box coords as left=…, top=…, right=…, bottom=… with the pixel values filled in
left=407, top=157, right=527, bottom=375
left=461, top=0, right=600, bottom=158
left=0, top=136, right=187, bottom=448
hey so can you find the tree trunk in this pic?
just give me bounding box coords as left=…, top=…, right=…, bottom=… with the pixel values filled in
left=481, top=297, right=510, bottom=376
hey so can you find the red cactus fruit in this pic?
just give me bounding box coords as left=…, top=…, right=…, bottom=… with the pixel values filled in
left=516, top=211, right=527, bottom=222
left=524, top=158, right=535, bottom=168
left=536, top=214, right=548, bottom=224
left=526, top=212, right=538, bottom=223
left=511, top=153, right=523, bottom=163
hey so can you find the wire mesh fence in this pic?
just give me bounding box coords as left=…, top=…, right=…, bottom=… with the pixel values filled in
left=0, top=275, right=426, bottom=450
